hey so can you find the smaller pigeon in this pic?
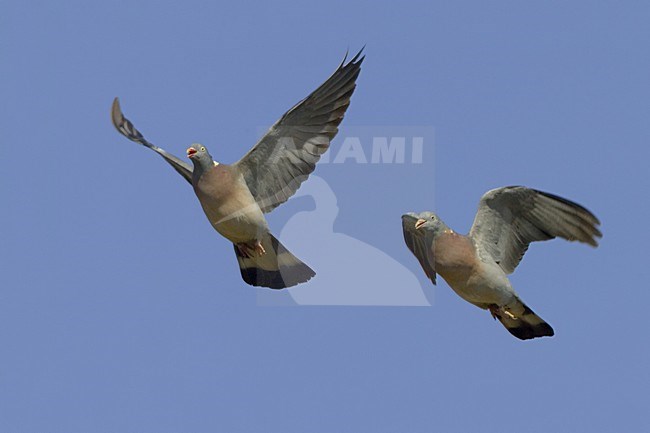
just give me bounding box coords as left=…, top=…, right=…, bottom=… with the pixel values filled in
left=402, top=186, right=601, bottom=340
left=112, top=49, right=364, bottom=289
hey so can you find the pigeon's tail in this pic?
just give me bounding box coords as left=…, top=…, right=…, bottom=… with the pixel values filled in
left=492, top=299, right=555, bottom=340
left=234, top=233, right=315, bottom=289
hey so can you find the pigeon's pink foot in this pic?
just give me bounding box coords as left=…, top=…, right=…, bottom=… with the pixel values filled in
left=489, top=305, right=517, bottom=320
left=254, top=240, right=266, bottom=256
left=237, top=240, right=266, bottom=258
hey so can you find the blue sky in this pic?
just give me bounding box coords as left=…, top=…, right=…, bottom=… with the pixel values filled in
left=1, top=1, right=649, bottom=432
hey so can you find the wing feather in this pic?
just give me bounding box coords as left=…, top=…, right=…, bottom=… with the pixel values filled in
left=469, top=186, right=601, bottom=274
left=402, top=215, right=437, bottom=284
left=234, top=49, right=364, bottom=213
left=111, top=98, right=194, bottom=184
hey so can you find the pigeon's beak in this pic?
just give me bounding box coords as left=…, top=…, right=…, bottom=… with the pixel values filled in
left=415, top=219, right=427, bottom=230
left=187, top=147, right=198, bottom=158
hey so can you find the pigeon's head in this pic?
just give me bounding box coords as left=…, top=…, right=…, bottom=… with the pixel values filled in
left=402, top=211, right=449, bottom=236
left=186, top=144, right=213, bottom=162
left=186, top=144, right=218, bottom=175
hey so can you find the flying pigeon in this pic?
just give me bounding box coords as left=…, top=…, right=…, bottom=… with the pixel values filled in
left=402, top=186, right=601, bottom=340
left=111, top=49, right=364, bottom=289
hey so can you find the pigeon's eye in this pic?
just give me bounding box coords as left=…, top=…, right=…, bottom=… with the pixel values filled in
left=431, top=216, right=435, bottom=220
left=201, top=146, right=206, bottom=152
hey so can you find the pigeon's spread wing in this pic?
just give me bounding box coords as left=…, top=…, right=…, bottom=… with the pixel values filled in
left=234, top=49, right=364, bottom=213
left=402, top=216, right=437, bottom=284
left=111, top=97, right=194, bottom=184
left=469, top=186, right=601, bottom=274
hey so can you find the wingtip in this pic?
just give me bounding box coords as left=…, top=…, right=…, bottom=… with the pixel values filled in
left=338, top=46, right=365, bottom=69
left=111, top=96, right=124, bottom=130
left=401, top=212, right=417, bottom=221
left=350, top=45, right=366, bottom=63
left=337, top=48, right=350, bottom=69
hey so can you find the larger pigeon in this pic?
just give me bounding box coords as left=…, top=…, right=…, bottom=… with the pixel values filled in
left=112, top=50, right=364, bottom=289
left=402, top=186, right=601, bottom=340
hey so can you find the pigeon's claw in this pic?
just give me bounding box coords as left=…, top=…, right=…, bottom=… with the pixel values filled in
left=237, top=240, right=266, bottom=258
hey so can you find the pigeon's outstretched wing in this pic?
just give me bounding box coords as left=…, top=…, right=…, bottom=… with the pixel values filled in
left=234, top=49, right=364, bottom=213
left=111, top=97, right=194, bottom=184
left=469, top=186, right=601, bottom=274
left=401, top=214, right=437, bottom=284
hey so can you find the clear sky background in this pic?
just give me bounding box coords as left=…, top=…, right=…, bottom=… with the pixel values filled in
left=2, top=1, right=649, bottom=432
